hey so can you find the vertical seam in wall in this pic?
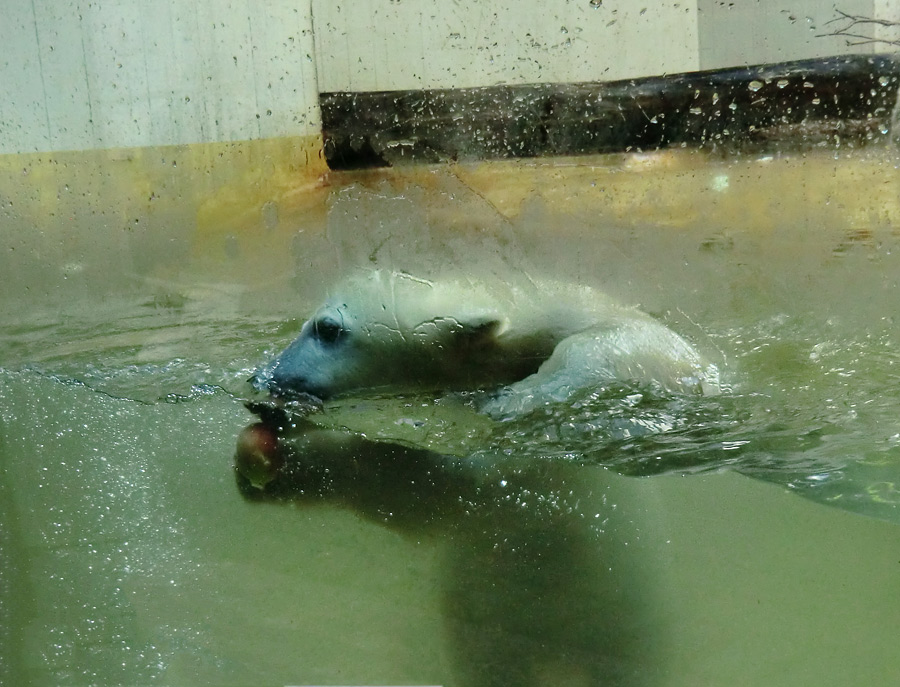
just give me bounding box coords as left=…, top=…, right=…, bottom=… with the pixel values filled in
left=245, top=0, right=262, bottom=140
left=188, top=0, right=208, bottom=144
left=139, top=5, right=153, bottom=147
left=30, top=0, right=53, bottom=151
left=308, top=0, right=324, bottom=136
left=695, top=1, right=702, bottom=72
left=78, top=13, right=96, bottom=146
left=344, top=5, right=353, bottom=92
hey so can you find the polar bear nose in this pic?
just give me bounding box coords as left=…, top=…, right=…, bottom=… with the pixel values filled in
left=248, top=357, right=291, bottom=393
left=248, top=365, right=293, bottom=395
left=249, top=363, right=321, bottom=401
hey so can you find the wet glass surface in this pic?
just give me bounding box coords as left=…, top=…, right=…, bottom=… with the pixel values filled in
left=2, top=148, right=900, bottom=685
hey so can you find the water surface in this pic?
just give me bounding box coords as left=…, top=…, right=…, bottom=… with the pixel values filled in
left=2, top=149, right=900, bottom=685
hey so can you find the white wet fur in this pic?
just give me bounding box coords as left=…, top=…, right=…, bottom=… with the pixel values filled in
left=261, top=270, right=719, bottom=415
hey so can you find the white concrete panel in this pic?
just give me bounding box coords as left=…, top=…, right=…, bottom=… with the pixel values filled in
left=138, top=0, right=203, bottom=146
left=31, top=2, right=96, bottom=151
left=0, top=0, right=321, bottom=154
left=874, top=0, right=900, bottom=49
left=192, top=1, right=260, bottom=142
left=245, top=2, right=320, bottom=139
left=312, top=0, right=700, bottom=92
left=697, top=0, right=879, bottom=70
left=0, top=2, right=52, bottom=152
left=80, top=1, right=154, bottom=148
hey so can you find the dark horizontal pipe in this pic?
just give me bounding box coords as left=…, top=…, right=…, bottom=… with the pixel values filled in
left=319, top=53, right=900, bottom=169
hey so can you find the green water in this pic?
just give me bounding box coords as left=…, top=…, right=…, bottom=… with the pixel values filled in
left=3, top=152, right=900, bottom=685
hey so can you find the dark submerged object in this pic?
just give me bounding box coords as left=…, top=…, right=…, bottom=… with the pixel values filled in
left=321, top=53, right=900, bottom=168
left=234, top=402, right=661, bottom=686
left=235, top=415, right=475, bottom=527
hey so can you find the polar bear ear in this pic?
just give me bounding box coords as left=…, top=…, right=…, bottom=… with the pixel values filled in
left=455, top=316, right=509, bottom=347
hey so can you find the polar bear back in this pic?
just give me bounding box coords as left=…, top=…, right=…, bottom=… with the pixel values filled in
left=334, top=271, right=622, bottom=347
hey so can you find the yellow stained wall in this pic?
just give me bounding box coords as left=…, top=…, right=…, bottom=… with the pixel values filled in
left=0, top=136, right=328, bottom=308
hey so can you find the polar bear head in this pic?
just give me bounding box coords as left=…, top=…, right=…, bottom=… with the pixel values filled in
left=252, top=271, right=557, bottom=400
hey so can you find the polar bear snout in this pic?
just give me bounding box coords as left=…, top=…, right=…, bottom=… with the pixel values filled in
left=249, top=361, right=325, bottom=401
left=247, top=366, right=287, bottom=398
left=248, top=366, right=286, bottom=396
left=249, top=314, right=351, bottom=400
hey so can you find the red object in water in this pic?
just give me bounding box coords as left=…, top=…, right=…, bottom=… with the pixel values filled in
left=234, top=422, right=282, bottom=489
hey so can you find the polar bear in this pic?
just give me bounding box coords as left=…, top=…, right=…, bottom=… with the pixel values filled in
left=241, top=269, right=704, bottom=684
left=251, top=271, right=718, bottom=419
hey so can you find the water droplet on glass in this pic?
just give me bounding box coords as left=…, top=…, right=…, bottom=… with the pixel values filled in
left=776, top=79, right=788, bottom=89
left=748, top=80, right=763, bottom=92
left=711, top=174, right=729, bottom=192
left=589, top=0, right=602, bottom=7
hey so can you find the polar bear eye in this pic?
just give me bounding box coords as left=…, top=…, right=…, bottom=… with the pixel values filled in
left=313, top=317, right=344, bottom=344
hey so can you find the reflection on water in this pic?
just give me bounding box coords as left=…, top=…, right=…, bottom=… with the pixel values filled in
left=2, top=150, right=900, bottom=684
left=236, top=419, right=663, bottom=686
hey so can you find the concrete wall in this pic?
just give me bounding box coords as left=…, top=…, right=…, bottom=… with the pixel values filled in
left=311, top=1, right=699, bottom=92
left=0, top=0, right=320, bottom=154
left=874, top=0, right=900, bottom=45
left=0, top=0, right=896, bottom=155
left=697, top=0, right=881, bottom=69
